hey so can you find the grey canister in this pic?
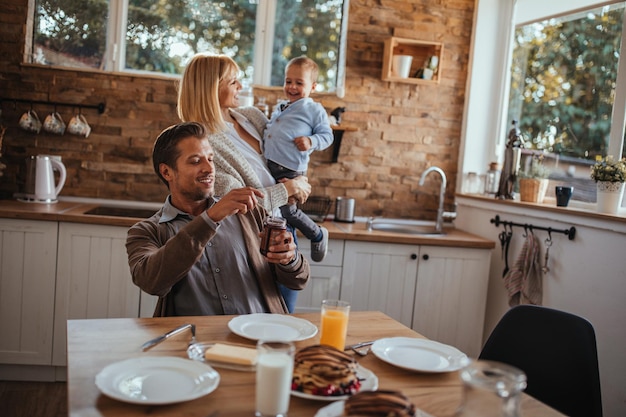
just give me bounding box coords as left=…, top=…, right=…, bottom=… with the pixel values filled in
left=335, top=197, right=355, bottom=223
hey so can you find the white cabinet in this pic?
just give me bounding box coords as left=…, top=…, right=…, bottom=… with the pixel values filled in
left=340, top=241, right=419, bottom=328
left=52, top=222, right=141, bottom=365
left=340, top=241, right=491, bottom=357
left=294, top=238, right=343, bottom=313
left=413, top=246, right=491, bottom=357
left=0, top=219, right=58, bottom=366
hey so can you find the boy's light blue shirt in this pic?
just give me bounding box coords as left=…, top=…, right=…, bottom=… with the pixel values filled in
left=263, top=97, right=334, bottom=172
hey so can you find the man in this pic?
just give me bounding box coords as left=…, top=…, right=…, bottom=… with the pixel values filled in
left=126, top=122, right=309, bottom=317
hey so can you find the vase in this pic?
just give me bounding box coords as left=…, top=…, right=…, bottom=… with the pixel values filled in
left=519, top=178, right=549, bottom=203
left=596, top=181, right=625, bottom=214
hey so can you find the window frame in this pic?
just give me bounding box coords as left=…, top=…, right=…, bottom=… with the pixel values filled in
left=63, top=0, right=348, bottom=97
left=461, top=0, right=625, bottom=210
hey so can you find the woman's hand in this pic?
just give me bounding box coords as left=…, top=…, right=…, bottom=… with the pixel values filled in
left=281, top=175, right=311, bottom=204
left=263, top=228, right=298, bottom=265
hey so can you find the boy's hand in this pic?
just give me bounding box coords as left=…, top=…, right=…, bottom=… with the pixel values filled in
left=294, top=136, right=312, bottom=151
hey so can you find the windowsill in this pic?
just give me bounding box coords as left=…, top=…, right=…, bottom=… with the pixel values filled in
left=456, top=193, right=626, bottom=227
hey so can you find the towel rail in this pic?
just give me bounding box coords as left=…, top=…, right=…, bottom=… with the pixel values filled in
left=1, top=98, right=105, bottom=114
left=490, top=215, right=576, bottom=241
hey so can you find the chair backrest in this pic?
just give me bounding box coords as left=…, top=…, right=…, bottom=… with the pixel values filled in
left=479, top=305, right=602, bottom=417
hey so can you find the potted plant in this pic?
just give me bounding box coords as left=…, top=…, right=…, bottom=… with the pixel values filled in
left=518, top=154, right=550, bottom=203
left=590, top=155, right=626, bottom=214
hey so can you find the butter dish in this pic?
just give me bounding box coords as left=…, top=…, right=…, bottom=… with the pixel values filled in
left=187, top=341, right=257, bottom=372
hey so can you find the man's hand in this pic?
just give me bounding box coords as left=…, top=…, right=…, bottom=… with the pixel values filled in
left=263, top=228, right=298, bottom=265
left=207, top=187, right=264, bottom=222
left=294, top=136, right=312, bottom=151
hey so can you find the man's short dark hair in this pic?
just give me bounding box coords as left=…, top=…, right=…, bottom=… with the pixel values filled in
left=152, top=122, right=207, bottom=187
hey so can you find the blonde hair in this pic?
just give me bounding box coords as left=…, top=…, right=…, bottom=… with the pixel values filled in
left=286, top=55, right=319, bottom=84
left=177, top=53, right=240, bottom=133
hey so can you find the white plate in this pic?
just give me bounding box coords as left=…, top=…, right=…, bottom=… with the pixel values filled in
left=95, top=356, right=220, bottom=405
left=291, top=365, right=378, bottom=402
left=228, top=313, right=317, bottom=342
left=315, top=400, right=437, bottom=417
left=371, top=337, right=469, bottom=373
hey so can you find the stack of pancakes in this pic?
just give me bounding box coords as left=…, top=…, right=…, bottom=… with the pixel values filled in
left=292, top=344, right=361, bottom=396
left=343, top=390, right=417, bottom=416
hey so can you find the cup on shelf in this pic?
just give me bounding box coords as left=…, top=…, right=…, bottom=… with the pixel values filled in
left=319, top=299, right=350, bottom=351
left=43, top=112, right=66, bottom=135
left=392, top=55, right=413, bottom=78
left=67, top=113, right=91, bottom=138
left=555, top=186, right=574, bottom=207
left=255, top=340, right=295, bottom=417
left=19, top=110, right=42, bottom=133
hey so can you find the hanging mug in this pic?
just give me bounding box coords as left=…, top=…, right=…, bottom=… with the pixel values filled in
left=67, top=113, right=91, bottom=138
left=43, top=112, right=66, bottom=135
left=19, top=110, right=42, bottom=133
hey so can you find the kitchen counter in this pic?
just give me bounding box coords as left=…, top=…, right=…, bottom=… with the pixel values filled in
left=0, top=198, right=494, bottom=249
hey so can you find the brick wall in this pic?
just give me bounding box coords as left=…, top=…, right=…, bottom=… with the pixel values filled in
left=0, top=0, right=474, bottom=219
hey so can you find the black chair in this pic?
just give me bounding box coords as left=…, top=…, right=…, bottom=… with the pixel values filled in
left=479, top=305, right=602, bottom=417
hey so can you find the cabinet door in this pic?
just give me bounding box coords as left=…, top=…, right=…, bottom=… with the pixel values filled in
left=412, top=246, right=491, bottom=357
left=0, top=219, right=57, bottom=365
left=53, top=223, right=140, bottom=365
left=341, top=241, right=419, bottom=328
left=294, top=239, right=343, bottom=313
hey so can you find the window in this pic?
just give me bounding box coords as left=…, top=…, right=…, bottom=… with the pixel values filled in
left=507, top=2, right=626, bottom=204
left=32, top=0, right=349, bottom=96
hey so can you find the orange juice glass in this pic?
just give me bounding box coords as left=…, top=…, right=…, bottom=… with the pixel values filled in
left=319, top=299, right=350, bottom=350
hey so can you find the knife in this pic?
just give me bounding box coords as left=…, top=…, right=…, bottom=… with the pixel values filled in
left=344, top=341, right=374, bottom=351
left=141, top=323, right=195, bottom=351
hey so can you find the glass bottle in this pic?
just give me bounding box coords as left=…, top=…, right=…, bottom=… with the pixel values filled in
left=454, top=360, right=527, bottom=417
left=485, top=162, right=502, bottom=195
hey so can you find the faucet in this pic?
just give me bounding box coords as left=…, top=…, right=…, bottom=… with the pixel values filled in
left=419, top=166, right=447, bottom=234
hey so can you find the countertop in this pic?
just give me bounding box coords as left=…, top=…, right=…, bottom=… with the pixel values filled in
left=0, top=198, right=495, bottom=249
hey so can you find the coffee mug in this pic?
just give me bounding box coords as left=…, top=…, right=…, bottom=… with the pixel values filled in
left=43, top=112, right=66, bottom=135
left=19, top=110, right=42, bottom=133
left=555, top=186, right=574, bottom=207
left=67, top=114, right=91, bottom=138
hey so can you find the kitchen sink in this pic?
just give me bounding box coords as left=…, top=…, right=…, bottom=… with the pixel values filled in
left=83, top=206, right=157, bottom=219
left=367, top=218, right=447, bottom=236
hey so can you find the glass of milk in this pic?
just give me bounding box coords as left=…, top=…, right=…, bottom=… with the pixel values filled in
left=255, top=340, right=295, bottom=417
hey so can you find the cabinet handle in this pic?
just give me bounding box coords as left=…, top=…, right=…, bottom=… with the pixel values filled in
left=410, top=253, right=417, bottom=260
left=422, top=254, right=429, bottom=260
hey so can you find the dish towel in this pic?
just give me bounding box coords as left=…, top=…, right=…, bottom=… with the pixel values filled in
left=503, top=232, right=543, bottom=306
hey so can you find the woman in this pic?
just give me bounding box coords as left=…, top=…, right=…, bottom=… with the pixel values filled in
left=177, top=53, right=311, bottom=312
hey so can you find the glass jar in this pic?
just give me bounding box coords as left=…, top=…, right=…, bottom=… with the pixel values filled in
left=454, top=360, right=527, bottom=417
left=463, top=172, right=481, bottom=194
left=485, top=162, right=502, bottom=195
left=255, top=97, right=269, bottom=118
left=259, top=216, right=287, bottom=256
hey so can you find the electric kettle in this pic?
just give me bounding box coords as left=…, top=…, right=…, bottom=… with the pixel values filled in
left=23, top=155, right=67, bottom=203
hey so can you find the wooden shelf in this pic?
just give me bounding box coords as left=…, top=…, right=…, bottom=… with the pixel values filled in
left=382, top=37, right=443, bottom=85
left=330, top=124, right=358, bottom=163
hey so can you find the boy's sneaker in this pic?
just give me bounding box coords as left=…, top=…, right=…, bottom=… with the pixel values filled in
left=311, top=227, right=329, bottom=262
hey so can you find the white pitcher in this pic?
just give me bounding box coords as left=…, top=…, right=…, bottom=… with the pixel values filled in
left=26, top=155, right=67, bottom=202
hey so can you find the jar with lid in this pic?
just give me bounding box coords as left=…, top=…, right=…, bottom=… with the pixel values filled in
left=259, top=216, right=287, bottom=255
left=485, top=162, right=502, bottom=195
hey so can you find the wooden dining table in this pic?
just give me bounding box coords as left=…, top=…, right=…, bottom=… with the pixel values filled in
left=67, top=311, right=564, bottom=417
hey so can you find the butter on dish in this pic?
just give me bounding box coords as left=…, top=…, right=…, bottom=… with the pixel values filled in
left=187, top=342, right=257, bottom=371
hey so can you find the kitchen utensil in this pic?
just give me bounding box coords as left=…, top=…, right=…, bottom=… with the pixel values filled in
left=43, top=111, right=66, bottom=135
left=141, top=323, right=196, bottom=351
left=21, top=155, right=67, bottom=203
left=67, top=113, right=91, bottom=137
left=19, top=109, right=42, bottom=133
left=334, top=197, right=355, bottom=223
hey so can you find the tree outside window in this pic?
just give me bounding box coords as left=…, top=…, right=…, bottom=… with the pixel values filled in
left=507, top=3, right=626, bottom=203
